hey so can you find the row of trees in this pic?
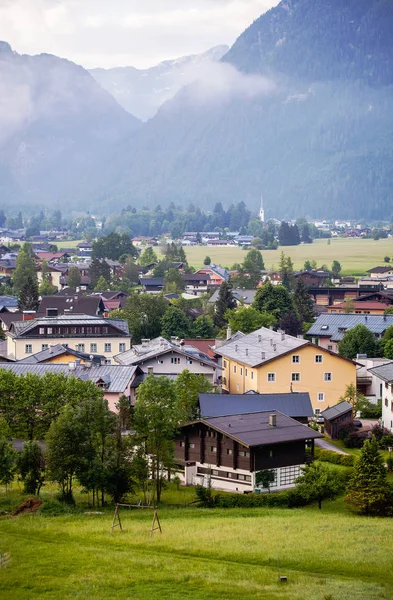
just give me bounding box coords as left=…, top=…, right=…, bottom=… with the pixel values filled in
left=0, top=369, right=211, bottom=505
left=338, top=323, right=393, bottom=360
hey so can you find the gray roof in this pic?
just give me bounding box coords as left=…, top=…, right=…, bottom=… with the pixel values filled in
left=200, top=411, right=322, bottom=447
left=321, top=401, right=353, bottom=421
left=9, top=314, right=130, bottom=337
left=307, top=314, right=393, bottom=342
left=199, top=392, right=313, bottom=419
left=368, top=361, right=393, bottom=383
left=0, top=296, right=18, bottom=308
left=209, top=288, right=256, bottom=305
left=0, top=362, right=140, bottom=393
left=214, top=327, right=307, bottom=368
left=115, top=336, right=219, bottom=369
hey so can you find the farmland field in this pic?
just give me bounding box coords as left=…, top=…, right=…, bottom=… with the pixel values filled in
left=58, top=239, right=83, bottom=249
left=178, top=237, right=393, bottom=275
left=1, top=488, right=393, bottom=600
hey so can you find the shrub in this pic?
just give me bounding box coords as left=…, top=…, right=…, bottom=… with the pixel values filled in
left=379, top=434, right=393, bottom=450
left=314, top=448, right=355, bottom=467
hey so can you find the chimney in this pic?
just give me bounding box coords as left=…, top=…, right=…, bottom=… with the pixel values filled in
left=84, top=360, right=92, bottom=369
left=235, top=344, right=238, bottom=352
left=147, top=366, right=154, bottom=375
left=22, top=311, right=36, bottom=321
left=258, top=334, right=262, bottom=343
left=273, top=343, right=276, bottom=351
left=261, top=351, right=265, bottom=360
left=269, top=414, right=277, bottom=427
left=245, top=348, right=249, bottom=356
left=281, top=332, right=285, bottom=341
left=75, top=359, right=81, bottom=367
left=141, top=338, right=150, bottom=348
left=68, top=361, right=76, bottom=371
left=297, top=334, right=303, bottom=339
left=270, top=338, right=273, bottom=346
left=226, top=325, right=232, bottom=340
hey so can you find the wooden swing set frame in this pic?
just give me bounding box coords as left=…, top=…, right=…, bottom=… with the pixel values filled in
left=111, top=503, right=162, bottom=537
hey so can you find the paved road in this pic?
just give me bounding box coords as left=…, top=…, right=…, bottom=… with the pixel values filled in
left=315, top=438, right=348, bottom=454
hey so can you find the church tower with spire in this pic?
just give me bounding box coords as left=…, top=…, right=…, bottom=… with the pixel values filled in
left=259, top=195, right=265, bottom=223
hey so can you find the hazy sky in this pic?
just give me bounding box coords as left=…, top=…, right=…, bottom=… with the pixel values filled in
left=0, top=0, right=279, bottom=69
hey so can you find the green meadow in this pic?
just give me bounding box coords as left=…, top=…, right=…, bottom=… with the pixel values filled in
left=180, top=237, right=393, bottom=275
left=1, top=484, right=393, bottom=600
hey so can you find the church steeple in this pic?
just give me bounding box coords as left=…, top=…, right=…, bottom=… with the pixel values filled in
left=259, top=194, right=265, bottom=222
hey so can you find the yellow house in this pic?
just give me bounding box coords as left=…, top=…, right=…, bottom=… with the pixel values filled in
left=214, top=327, right=356, bottom=413
left=6, top=314, right=131, bottom=361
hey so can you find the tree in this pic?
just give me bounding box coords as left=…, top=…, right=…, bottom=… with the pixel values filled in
left=139, top=247, right=158, bottom=267
left=253, top=281, right=293, bottom=321
left=94, top=275, right=109, bottom=291
left=301, top=223, right=312, bottom=244
left=67, top=266, right=81, bottom=289
left=243, top=248, right=264, bottom=271
left=161, top=306, right=191, bottom=339
left=123, top=256, right=140, bottom=285
left=338, top=324, right=378, bottom=359
left=0, top=436, right=16, bottom=488
left=339, top=383, right=368, bottom=415
left=174, top=370, right=212, bottom=421
left=279, top=310, right=303, bottom=337
left=13, top=242, right=37, bottom=296
left=344, top=297, right=355, bottom=313
left=133, top=375, right=180, bottom=502
left=112, top=293, right=167, bottom=344
left=304, top=260, right=312, bottom=271
left=92, top=232, right=137, bottom=261
left=214, top=281, right=236, bottom=328
left=293, top=278, right=315, bottom=324
left=89, top=257, right=110, bottom=288
left=164, top=268, right=185, bottom=293
left=18, top=276, right=39, bottom=311
left=331, top=260, right=342, bottom=278
left=278, top=221, right=292, bottom=246
left=345, top=437, right=392, bottom=516
left=192, top=315, right=215, bottom=338
left=279, top=252, right=295, bottom=290
left=295, top=462, right=343, bottom=509
left=39, top=260, right=57, bottom=295
left=379, top=324, right=393, bottom=357
left=203, top=256, right=211, bottom=265
left=255, top=469, right=275, bottom=492
left=17, top=441, right=45, bottom=495
left=384, top=256, right=390, bottom=263
left=225, top=307, right=275, bottom=334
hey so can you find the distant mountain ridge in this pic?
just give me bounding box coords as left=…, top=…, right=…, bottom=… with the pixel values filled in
left=89, top=45, right=229, bottom=121
left=84, top=0, right=393, bottom=219
left=0, top=41, right=140, bottom=207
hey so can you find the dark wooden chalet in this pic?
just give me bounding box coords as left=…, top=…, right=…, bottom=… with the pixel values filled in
left=321, top=401, right=353, bottom=439
left=175, top=411, right=322, bottom=493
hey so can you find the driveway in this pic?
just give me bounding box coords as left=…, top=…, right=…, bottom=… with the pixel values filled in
left=315, top=438, right=348, bottom=454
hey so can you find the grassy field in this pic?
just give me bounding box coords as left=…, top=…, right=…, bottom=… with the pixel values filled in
left=179, top=238, right=393, bottom=275
left=1, top=484, right=393, bottom=600
left=58, top=239, right=83, bottom=249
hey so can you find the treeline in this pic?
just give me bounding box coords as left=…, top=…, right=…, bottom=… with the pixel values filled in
left=0, top=370, right=210, bottom=505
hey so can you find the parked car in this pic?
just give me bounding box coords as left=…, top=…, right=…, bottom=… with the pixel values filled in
left=353, top=419, right=363, bottom=428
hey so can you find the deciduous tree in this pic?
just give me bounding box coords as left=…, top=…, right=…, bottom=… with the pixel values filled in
left=338, top=324, right=378, bottom=359
left=295, top=462, right=343, bottom=509
left=161, top=306, right=191, bottom=339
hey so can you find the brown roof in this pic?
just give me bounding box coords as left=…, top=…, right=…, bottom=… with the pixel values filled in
left=37, top=295, right=102, bottom=317
left=183, top=338, right=216, bottom=359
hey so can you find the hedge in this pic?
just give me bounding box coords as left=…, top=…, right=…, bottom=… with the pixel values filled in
left=314, top=448, right=355, bottom=467
left=195, top=486, right=309, bottom=508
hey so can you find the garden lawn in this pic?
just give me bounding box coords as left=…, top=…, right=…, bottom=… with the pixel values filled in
left=175, top=237, right=393, bottom=275
left=1, top=502, right=393, bottom=600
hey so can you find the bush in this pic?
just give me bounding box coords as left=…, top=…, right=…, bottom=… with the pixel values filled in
left=361, top=400, right=382, bottom=419
left=379, top=434, right=393, bottom=450
left=314, top=448, right=355, bottom=467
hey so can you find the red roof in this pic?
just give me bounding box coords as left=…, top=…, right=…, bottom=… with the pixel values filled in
left=36, top=252, right=68, bottom=262
left=330, top=301, right=390, bottom=311
left=183, top=339, right=217, bottom=360
left=103, top=300, right=121, bottom=311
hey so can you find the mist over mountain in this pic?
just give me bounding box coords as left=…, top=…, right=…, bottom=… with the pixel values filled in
left=0, top=41, right=140, bottom=208
left=89, top=45, right=229, bottom=121
left=86, top=0, right=393, bottom=220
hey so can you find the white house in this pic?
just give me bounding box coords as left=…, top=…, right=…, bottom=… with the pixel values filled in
left=368, top=362, right=393, bottom=432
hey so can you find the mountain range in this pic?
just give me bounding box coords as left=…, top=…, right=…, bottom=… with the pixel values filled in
left=89, top=45, right=229, bottom=121
left=1, top=0, right=392, bottom=219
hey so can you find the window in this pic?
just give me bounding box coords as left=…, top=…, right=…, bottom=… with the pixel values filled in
left=189, top=443, right=195, bottom=449
left=25, top=344, right=32, bottom=354
left=291, top=373, right=300, bottom=382
left=39, top=328, right=45, bottom=335
left=327, top=345, right=333, bottom=351
left=251, top=371, right=254, bottom=380
left=324, top=372, right=332, bottom=382
left=292, top=355, right=300, bottom=364
left=211, top=446, right=217, bottom=453
left=245, top=368, right=248, bottom=376
left=233, top=365, right=237, bottom=374
left=269, top=450, right=273, bottom=458
left=186, top=358, right=193, bottom=365
left=315, top=355, right=323, bottom=363
left=212, top=470, right=219, bottom=476
left=226, top=449, right=233, bottom=455
left=267, top=373, right=275, bottom=382
left=41, top=344, right=49, bottom=351
left=223, top=360, right=227, bottom=368
left=180, top=441, right=185, bottom=447
left=90, top=343, right=97, bottom=353
left=385, top=398, right=389, bottom=407
left=119, top=343, right=126, bottom=353
left=47, top=328, right=52, bottom=335
left=318, top=392, right=325, bottom=402
left=157, top=359, right=164, bottom=364
left=76, top=344, right=85, bottom=353
left=240, top=368, right=243, bottom=375
left=237, top=474, right=245, bottom=481
left=87, top=327, right=93, bottom=335
left=315, top=409, right=321, bottom=415
left=104, top=343, right=112, bottom=353
left=238, top=450, right=250, bottom=457
left=171, top=357, right=180, bottom=364
left=279, top=465, right=301, bottom=487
